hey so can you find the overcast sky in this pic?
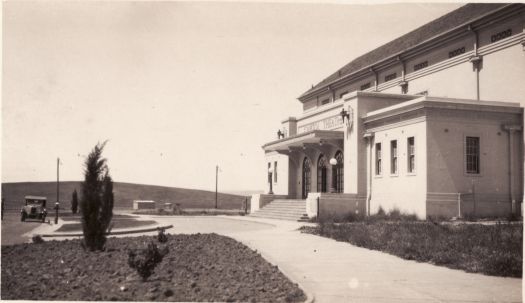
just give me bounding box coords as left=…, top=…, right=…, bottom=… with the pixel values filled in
left=2, top=1, right=463, bottom=192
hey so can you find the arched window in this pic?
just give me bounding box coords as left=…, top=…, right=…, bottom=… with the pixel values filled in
left=334, top=151, right=344, bottom=193
left=317, top=155, right=327, bottom=193
left=302, top=157, right=311, bottom=199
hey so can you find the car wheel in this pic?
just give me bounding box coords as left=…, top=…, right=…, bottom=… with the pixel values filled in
left=21, top=212, right=26, bottom=222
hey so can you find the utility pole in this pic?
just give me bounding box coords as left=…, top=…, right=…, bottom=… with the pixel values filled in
left=57, top=158, right=60, bottom=203
left=215, top=165, right=218, bottom=209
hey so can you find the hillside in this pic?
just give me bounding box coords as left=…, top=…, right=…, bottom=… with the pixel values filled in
left=1, top=181, right=249, bottom=210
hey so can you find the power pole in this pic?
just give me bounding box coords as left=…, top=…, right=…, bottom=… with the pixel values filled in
left=57, top=158, right=60, bottom=203
left=215, top=165, right=218, bottom=209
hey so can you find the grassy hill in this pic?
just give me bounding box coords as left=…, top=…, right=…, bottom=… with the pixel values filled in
left=1, top=181, right=250, bottom=211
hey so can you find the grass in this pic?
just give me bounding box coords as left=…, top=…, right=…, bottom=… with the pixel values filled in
left=56, top=218, right=157, bottom=232
left=2, top=181, right=249, bottom=211
left=300, top=220, right=522, bottom=277
left=132, top=208, right=248, bottom=216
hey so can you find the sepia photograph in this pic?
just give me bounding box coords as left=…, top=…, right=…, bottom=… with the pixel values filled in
left=1, top=1, right=523, bottom=302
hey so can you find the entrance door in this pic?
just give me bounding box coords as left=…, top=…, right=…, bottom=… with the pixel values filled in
left=302, top=157, right=311, bottom=199
left=318, top=155, right=327, bottom=193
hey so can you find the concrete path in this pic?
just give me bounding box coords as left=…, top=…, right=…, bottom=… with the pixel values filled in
left=24, top=214, right=523, bottom=302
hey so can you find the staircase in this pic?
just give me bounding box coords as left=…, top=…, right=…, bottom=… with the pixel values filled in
left=250, top=199, right=308, bottom=221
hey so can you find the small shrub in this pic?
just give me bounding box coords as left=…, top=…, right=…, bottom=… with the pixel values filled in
left=128, top=242, right=169, bottom=281
left=71, top=189, right=79, bottom=214
left=376, top=206, right=386, bottom=216
left=157, top=228, right=168, bottom=243
left=32, top=235, right=45, bottom=244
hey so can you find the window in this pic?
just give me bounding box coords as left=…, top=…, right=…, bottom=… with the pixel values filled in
left=360, top=83, right=371, bottom=90
left=339, top=91, right=349, bottom=99
left=391, top=140, right=398, bottom=174
left=385, top=73, right=397, bottom=82
left=334, top=151, right=344, bottom=193
left=407, top=137, right=415, bottom=173
left=466, top=137, right=480, bottom=174
left=321, top=99, right=330, bottom=105
left=448, top=46, right=465, bottom=58
left=274, top=161, right=278, bottom=182
left=375, top=143, right=382, bottom=175
left=413, top=61, right=428, bottom=71
left=317, top=155, right=327, bottom=193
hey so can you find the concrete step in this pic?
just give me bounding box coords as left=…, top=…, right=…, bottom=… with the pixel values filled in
left=250, top=212, right=305, bottom=221
left=250, top=199, right=307, bottom=221
left=255, top=210, right=305, bottom=217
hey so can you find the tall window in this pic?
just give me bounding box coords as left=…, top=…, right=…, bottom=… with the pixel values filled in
left=274, top=161, right=278, bottom=182
left=466, top=137, right=480, bottom=174
left=302, top=157, right=311, bottom=199
left=375, top=143, right=382, bottom=175
left=391, top=140, right=398, bottom=174
left=407, top=137, right=415, bottom=173
left=334, top=151, right=344, bottom=193
left=317, top=155, right=327, bottom=193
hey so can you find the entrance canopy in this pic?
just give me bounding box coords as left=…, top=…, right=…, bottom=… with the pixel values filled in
left=263, top=130, right=343, bottom=153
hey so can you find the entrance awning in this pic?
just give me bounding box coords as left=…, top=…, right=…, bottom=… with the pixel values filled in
left=262, top=130, right=343, bottom=153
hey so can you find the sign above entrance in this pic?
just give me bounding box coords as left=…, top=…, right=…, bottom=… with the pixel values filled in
left=298, top=114, right=344, bottom=134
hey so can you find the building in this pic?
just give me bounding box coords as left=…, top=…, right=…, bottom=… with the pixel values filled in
left=252, top=3, right=525, bottom=220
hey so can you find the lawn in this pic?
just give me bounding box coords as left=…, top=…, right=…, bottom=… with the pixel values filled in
left=1, top=234, right=306, bottom=302
left=56, top=217, right=157, bottom=232
left=300, top=221, right=522, bottom=277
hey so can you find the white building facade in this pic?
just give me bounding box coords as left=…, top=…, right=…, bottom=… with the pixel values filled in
left=254, top=3, right=525, bottom=219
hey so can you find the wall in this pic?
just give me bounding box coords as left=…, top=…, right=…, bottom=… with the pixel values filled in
left=368, top=120, right=428, bottom=219
left=317, top=193, right=365, bottom=221
left=479, top=44, right=525, bottom=105
left=406, top=61, right=476, bottom=99
left=263, top=152, right=289, bottom=195
left=343, top=92, right=418, bottom=198
left=426, top=108, right=523, bottom=217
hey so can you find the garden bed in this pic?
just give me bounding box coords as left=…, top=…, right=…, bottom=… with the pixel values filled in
left=1, top=234, right=306, bottom=302
left=300, top=221, right=522, bottom=277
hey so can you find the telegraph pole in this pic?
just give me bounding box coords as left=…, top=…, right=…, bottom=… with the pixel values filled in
left=57, top=158, right=60, bottom=203
left=215, top=165, right=218, bottom=209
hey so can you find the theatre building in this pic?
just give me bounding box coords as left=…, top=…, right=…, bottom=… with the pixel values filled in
left=250, top=3, right=525, bottom=220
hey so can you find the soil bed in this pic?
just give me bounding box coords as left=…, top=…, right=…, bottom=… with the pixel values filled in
left=300, top=221, right=522, bottom=277
left=1, top=233, right=306, bottom=302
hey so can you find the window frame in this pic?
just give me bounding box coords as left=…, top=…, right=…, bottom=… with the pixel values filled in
left=407, top=137, right=416, bottom=175
left=375, top=142, right=382, bottom=176
left=465, top=136, right=481, bottom=175
left=274, top=161, right=278, bottom=183
left=390, top=140, right=398, bottom=176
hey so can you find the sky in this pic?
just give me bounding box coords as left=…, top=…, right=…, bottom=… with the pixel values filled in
left=2, top=1, right=463, bottom=192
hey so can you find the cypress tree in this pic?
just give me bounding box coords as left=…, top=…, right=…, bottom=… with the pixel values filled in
left=80, top=142, right=114, bottom=251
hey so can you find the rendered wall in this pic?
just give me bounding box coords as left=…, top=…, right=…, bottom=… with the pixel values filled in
left=479, top=44, right=525, bottom=104
left=343, top=92, right=418, bottom=197
left=426, top=108, right=523, bottom=217
left=407, top=61, right=476, bottom=99
left=369, top=121, right=428, bottom=219
left=263, top=152, right=289, bottom=195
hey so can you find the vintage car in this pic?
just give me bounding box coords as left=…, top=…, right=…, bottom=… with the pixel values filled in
left=21, top=196, right=47, bottom=222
